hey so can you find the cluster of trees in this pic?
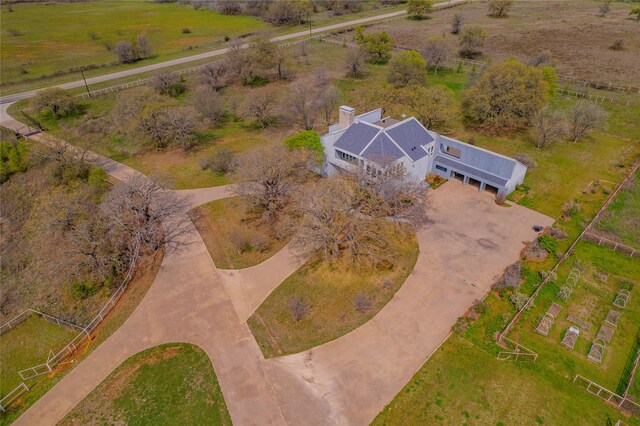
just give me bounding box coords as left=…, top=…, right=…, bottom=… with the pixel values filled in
left=232, top=142, right=429, bottom=266
left=209, top=0, right=390, bottom=24
left=0, top=138, right=186, bottom=323
left=112, top=34, right=152, bottom=64
left=460, top=58, right=607, bottom=146
left=242, top=68, right=339, bottom=130
left=531, top=101, right=608, bottom=148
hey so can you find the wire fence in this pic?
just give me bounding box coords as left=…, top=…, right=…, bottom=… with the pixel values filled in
left=0, top=309, right=84, bottom=337
left=0, top=237, right=141, bottom=413
left=574, top=374, right=640, bottom=415
left=497, top=162, right=640, bottom=344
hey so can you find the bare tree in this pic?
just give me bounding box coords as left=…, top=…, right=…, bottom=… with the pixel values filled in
left=292, top=176, right=389, bottom=265
left=30, top=88, right=78, bottom=118
left=243, top=86, right=279, bottom=127
left=139, top=105, right=199, bottom=151
left=136, top=34, right=152, bottom=58
left=287, top=79, right=320, bottom=130
left=598, top=1, right=610, bottom=17
left=422, top=35, right=454, bottom=75
left=317, top=84, right=339, bottom=127
left=152, top=72, right=185, bottom=97
left=345, top=47, right=366, bottom=78
left=113, top=41, right=138, bottom=64
left=215, top=0, right=243, bottom=14
left=531, top=106, right=565, bottom=149
left=111, top=87, right=163, bottom=133
left=233, top=143, right=306, bottom=221
left=227, top=37, right=255, bottom=83
left=451, top=13, right=463, bottom=34
left=527, top=50, right=554, bottom=67
left=199, top=61, right=227, bottom=91
left=488, top=0, right=513, bottom=18
left=102, top=175, right=191, bottom=252
left=191, top=85, right=224, bottom=127
left=568, top=101, right=607, bottom=143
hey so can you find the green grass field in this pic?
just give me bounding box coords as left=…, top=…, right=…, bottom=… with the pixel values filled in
left=0, top=315, right=77, bottom=397
left=248, top=224, right=419, bottom=358
left=190, top=197, right=291, bottom=269
left=1, top=0, right=267, bottom=86
left=59, top=343, right=231, bottom=425
left=373, top=335, right=638, bottom=426
left=596, top=169, right=640, bottom=249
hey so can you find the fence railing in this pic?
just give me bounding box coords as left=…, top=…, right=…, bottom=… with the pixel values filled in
left=574, top=374, right=640, bottom=414
left=0, top=383, right=28, bottom=413
left=583, top=233, right=638, bottom=257
left=0, top=238, right=142, bottom=413
left=17, top=238, right=141, bottom=381
left=0, top=309, right=84, bottom=337
left=497, top=163, right=640, bottom=344
left=496, top=336, right=539, bottom=362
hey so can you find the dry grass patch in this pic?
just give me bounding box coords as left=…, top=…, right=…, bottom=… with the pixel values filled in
left=248, top=223, right=419, bottom=357
left=190, top=196, right=291, bottom=269
left=368, top=0, right=640, bottom=85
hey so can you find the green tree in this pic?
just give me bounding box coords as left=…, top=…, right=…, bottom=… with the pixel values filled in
left=0, top=141, right=29, bottom=183
left=30, top=88, right=78, bottom=119
left=407, top=0, right=433, bottom=19
left=355, top=27, right=394, bottom=64
left=487, top=0, right=513, bottom=18
left=284, top=130, right=324, bottom=165
left=399, top=85, right=457, bottom=130
left=462, top=59, right=548, bottom=131
left=459, top=25, right=487, bottom=58
left=630, top=7, right=640, bottom=21
left=387, top=50, right=426, bottom=87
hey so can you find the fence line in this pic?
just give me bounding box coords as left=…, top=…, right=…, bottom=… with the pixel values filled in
left=574, top=374, right=640, bottom=414
left=623, top=350, right=640, bottom=398
left=496, top=337, right=539, bottom=362
left=0, top=383, right=28, bottom=413
left=0, top=238, right=142, bottom=413
left=583, top=233, right=638, bottom=257
left=0, top=309, right=84, bottom=337
left=497, top=162, right=640, bottom=344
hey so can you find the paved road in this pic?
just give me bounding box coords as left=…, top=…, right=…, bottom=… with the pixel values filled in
left=0, top=9, right=408, bottom=105
left=0, top=0, right=471, bottom=106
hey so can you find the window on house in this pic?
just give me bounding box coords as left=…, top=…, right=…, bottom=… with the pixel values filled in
left=444, top=145, right=462, bottom=159
left=336, top=149, right=357, bottom=164
left=435, top=164, right=447, bottom=172
left=427, top=146, right=434, bottom=155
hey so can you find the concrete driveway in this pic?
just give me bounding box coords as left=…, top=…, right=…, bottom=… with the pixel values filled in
left=262, top=181, right=555, bottom=425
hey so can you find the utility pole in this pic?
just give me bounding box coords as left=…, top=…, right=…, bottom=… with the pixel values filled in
left=81, top=70, right=91, bottom=98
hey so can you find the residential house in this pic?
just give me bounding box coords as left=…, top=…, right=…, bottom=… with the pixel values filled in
left=321, top=106, right=527, bottom=199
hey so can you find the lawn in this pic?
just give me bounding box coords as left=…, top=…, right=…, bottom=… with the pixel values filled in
left=373, top=335, right=639, bottom=426
left=248, top=223, right=419, bottom=358
left=190, top=197, right=291, bottom=269
left=0, top=250, right=163, bottom=425
left=0, top=315, right=77, bottom=397
left=596, top=169, right=640, bottom=249
left=59, top=343, right=231, bottom=426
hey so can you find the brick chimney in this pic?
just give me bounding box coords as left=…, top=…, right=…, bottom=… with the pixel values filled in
left=339, top=105, right=355, bottom=129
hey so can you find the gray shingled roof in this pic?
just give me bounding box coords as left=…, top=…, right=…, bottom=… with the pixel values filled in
left=434, top=155, right=509, bottom=186
left=386, top=118, right=434, bottom=161
left=361, top=133, right=405, bottom=162
left=334, top=122, right=380, bottom=156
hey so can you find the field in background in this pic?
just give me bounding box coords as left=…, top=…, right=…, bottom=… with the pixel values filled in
left=368, top=0, right=640, bottom=86
left=59, top=343, right=231, bottom=425
left=1, top=0, right=267, bottom=86
left=0, top=0, right=403, bottom=94
left=595, top=170, right=640, bottom=249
